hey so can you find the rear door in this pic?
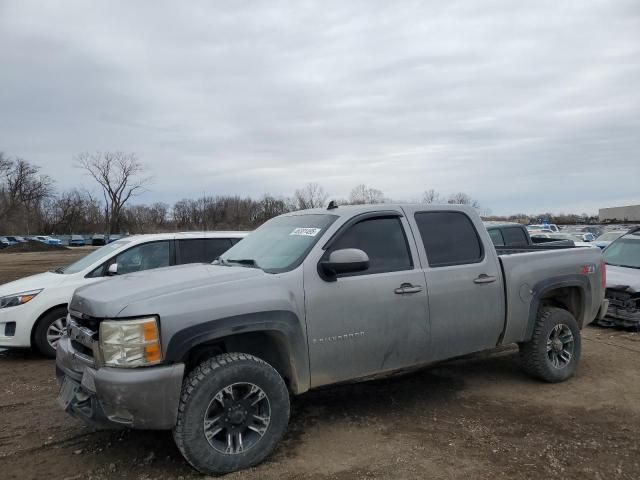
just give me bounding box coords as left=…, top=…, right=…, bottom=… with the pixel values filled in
left=404, top=207, right=505, bottom=361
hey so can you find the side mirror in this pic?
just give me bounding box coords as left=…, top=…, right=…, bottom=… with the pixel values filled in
left=319, top=248, right=369, bottom=281
left=107, top=263, right=118, bottom=276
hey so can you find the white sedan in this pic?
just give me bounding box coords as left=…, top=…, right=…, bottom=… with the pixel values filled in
left=0, top=231, right=247, bottom=357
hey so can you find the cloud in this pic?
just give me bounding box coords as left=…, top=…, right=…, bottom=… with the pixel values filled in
left=1, top=0, right=639, bottom=215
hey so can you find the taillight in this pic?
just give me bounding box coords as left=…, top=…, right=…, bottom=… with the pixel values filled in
left=601, top=260, right=607, bottom=289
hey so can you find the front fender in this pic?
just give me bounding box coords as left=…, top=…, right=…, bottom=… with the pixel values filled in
left=164, top=310, right=310, bottom=393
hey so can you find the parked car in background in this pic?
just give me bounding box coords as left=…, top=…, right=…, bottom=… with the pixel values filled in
left=69, top=235, right=86, bottom=247
left=485, top=222, right=573, bottom=248
left=107, top=234, right=122, bottom=243
left=6, top=236, right=27, bottom=243
left=0, top=231, right=247, bottom=357
left=528, top=223, right=560, bottom=233
left=0, top=237, right=16, bottom=248
left=593, top=231, right=626, bottom=250
left=565, top=225, right=604, bottom=239
left=91, top=234, right=106, bottom=246
left=531, top=232, right=597, bottom=248
left=57, top=204, right=606, bottom=475
left=599, top=227, right=640, bottom=328
left=34, top=235, right=62, bottom=246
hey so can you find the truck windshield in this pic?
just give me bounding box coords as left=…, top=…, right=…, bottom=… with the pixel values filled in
left=602, top=237, right=640, bottom=269
left=59, top=239, right=131, bottom=274
left=217, top=214, right=338, bottom=273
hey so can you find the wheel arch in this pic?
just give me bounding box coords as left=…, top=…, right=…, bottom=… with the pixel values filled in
left=165, top=311, right=310, bottom=394
left=30, top=303, right=68, bottom=345
left=525, top=275, right=590, bottom=341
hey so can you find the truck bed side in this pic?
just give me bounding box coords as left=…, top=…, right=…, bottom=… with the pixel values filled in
left=499, top=247, right=604, bottom=345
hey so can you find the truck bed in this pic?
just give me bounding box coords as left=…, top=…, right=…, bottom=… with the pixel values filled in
left=497, top=246, right=603, bottom=345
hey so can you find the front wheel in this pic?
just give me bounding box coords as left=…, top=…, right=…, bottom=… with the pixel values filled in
left=33, top=307, right=68, bottom=358
left=173, top=353, right=290, bottom=475
left=519, top=306, right=582, bottom=383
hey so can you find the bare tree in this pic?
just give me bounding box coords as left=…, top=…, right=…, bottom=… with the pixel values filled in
left=447, top=192, right=480, bottom=209
left=76, top=152, right=151, bottom=234
left=0, top=156, right=54, bottom=233
left=348, top=184, right=386, bottom=205
left=293, top=182, right=328, bottom=210
left=422, top=189, right=443, bottom=204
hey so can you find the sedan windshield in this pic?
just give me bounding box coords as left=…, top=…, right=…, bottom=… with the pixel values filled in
left=603, top=237, right=640, bottom=269
left=59, top=239, right=131, bottom=274
left=217, top=214, right=337, bottom=273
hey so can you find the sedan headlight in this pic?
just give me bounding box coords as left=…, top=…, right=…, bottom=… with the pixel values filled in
left=99, top=317, right=162, bottom=367
left=0, top=289, right=43, bottom=309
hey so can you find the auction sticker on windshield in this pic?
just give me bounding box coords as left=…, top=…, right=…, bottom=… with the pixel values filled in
left=290, top=227, right=322, bottom=237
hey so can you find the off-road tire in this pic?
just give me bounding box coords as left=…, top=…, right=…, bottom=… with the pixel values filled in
left=173, top=352, right=290, bottom=475
left=519, top=306, right=581, bottom=382
left=33, top=307, right=67, bottom=358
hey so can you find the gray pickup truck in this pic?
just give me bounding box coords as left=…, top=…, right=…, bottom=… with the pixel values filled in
left=56, top=204, right=608, bottom=475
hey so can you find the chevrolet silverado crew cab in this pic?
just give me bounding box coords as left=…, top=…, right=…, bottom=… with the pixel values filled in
left=0, top=232, right=246, bottom=357
left=56, top=204, right=607, bottom=475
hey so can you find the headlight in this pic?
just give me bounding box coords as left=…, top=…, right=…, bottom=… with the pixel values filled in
left=99, top=317, right=162, bottom=367
left=0, top=289, right=43, bottom=309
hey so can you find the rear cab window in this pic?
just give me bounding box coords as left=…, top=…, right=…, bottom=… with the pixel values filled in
left=414, top=211, right=483, bottom=267
left=501, top=227, right=529, bottom=246
left=488, top=229, right=505, bottom=246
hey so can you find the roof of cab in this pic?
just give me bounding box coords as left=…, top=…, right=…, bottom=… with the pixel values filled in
left=284, top=203, right=480, bottom=218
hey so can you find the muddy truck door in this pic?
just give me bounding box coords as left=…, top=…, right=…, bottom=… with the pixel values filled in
left=303, top=209, right=430, bottom=388
left=404, top=205, right=506, bottom=361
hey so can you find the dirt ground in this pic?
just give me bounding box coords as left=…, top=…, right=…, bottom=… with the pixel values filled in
left=0, top=251, right=639, bottom=479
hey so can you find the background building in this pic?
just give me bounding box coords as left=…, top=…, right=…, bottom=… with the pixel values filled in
left=599, top=204, right=640, bottom=222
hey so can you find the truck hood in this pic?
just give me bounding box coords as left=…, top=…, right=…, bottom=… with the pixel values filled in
left=606, top=264, right=640, bottom=292
left=0, top=271, right=67, bottom=297
left=70, top=263, right=265, bottom=318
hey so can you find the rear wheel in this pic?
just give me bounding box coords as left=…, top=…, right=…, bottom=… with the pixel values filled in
left=33, top=307, right=68, bottom=358
left=519, top=306, right=581, bottom=382
left=173, top=353, right=290, bottom=475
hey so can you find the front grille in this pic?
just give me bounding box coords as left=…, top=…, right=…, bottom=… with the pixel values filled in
left=67, top=313, right=100, bottom=360
left=71, top=313, right=102, bottom=332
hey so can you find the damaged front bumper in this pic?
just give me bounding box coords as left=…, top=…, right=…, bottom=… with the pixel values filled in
left=600, top=287, right=640, bottom=328
left=55, top=336, right=185, bottom=430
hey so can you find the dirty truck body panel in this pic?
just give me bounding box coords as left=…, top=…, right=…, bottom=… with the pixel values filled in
left=57, top=203, right=606, bottom=431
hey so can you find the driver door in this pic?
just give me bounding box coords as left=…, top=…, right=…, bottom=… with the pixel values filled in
left=303, top=211, right=430, bottom=388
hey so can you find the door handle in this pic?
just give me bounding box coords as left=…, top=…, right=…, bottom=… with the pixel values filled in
left=474, top=274, right=497, bottom=284
left=394, top=283, right=423, bottom=294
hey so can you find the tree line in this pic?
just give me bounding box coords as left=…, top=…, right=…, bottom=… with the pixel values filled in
left=2, top=149, right=596, bottom=236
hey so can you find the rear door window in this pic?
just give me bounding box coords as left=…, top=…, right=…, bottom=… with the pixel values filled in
left=414, top=211, right=483, bottom=267
left=177, top=238, right=234, bottom=264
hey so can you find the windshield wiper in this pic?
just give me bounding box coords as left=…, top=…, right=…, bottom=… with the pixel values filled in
left=225, top=258, right=261, bottom=269
left=53, top=267, right=65, bottom=274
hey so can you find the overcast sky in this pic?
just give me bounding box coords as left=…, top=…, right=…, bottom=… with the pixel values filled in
left=1, top=1, right=639, bottom=215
